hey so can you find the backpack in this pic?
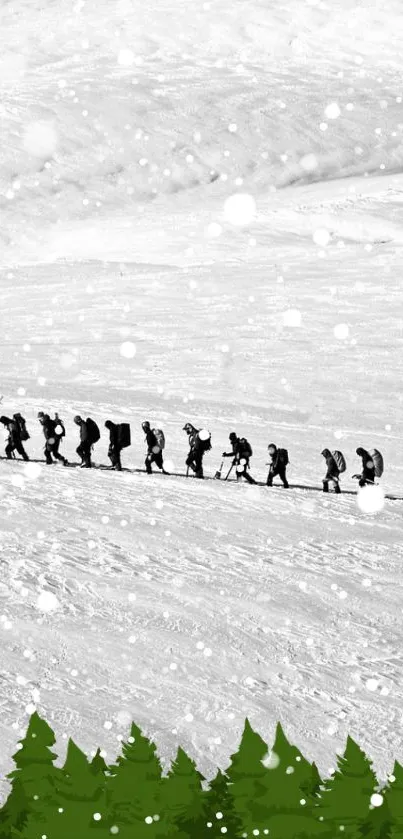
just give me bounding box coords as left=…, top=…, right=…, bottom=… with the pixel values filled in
left=240, top=438, right=253, bottom=458
left=13, top=413, right=30, bottom=441
left=198, top=428, right=212, bottom=452
left=369, top=448, right=384, bottom=478
left=117, top=423, right=131, bottom=449
left=153, top=428, right=165, bottom=450
left=278, top=448, right=289, bottom=466
left=331, top=450, right=346, bottom=474
left=86, top=417, right=100, bottom=445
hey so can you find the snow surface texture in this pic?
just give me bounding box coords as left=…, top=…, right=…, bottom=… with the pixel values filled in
left=1, top=0, right=403, bottom=792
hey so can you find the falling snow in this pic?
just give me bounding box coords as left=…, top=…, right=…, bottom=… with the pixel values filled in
left=0, top=0, right=401, bottom=798
left=223, top=193, right=256, bottom=226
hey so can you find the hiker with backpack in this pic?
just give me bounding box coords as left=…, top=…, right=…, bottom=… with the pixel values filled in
left=353, top=447, right=383, bottom=487
left=321, top=449, right=345, bottom=494
left=142, top=421, right=169, bottom=475
left=222, top=432, right=256, bottom=484
left=38, top=411, right=68, bottom=466
left=266, top=443, right=289, bottom=488
left=183, top=422, right=211, bottom=479
left=74, top=415, right=100, bottom=468
left=105, top=420, right=131, bottom=471
left=0, top=415, right=29, bottom=461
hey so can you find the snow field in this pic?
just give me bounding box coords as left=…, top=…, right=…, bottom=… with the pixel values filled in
left=0, top=255, right=402, bottom=794
left=1, top=0, right=403, bottom=803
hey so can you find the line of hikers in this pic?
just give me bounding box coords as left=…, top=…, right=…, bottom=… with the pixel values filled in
left=0, top=411, right=384, bottom=490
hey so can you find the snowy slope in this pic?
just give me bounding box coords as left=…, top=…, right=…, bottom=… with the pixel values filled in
left=1, top=0, right=403, bottom=793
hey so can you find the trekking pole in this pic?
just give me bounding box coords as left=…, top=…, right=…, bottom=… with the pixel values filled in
left=214, top=460, right=224, bottom=480
left=225, top=459, right=236, bottom=481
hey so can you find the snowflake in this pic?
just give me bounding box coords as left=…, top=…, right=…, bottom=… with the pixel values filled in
left=262, top=750, right=280, bottom=769
left=334, top=323, right=349, bottom=340
left=357, top=485, right=385, bottom=515
left=223, top=193, right=256, bottom=226
left=36, top=591, right=60, bottom=613
left=23, top=122, right=58, bottom=158
left=120, top=341, right=136, bottom=359
left=325, top=103, right=341, bottom=119
left=313, top=228, right=330, bottom=246
left=283, top=309, right=302, bottom=328
left=118, top=49, right=135, bottom=66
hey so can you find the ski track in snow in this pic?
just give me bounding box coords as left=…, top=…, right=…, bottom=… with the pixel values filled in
left=1, top=0, right=403, bottom=797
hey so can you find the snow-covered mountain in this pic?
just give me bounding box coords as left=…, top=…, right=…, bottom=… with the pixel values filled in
left=0, top=0, right=403, bottom=790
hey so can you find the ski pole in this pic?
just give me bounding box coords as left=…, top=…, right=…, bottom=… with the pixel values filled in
left=225, top=460, right=236, bottom=481
left=214, top=460, right=224, bottom=479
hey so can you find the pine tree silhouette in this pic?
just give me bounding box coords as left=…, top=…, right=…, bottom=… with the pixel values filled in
left=0, top=712, right=61, bottom=839
left=381, top=760, right=403, bottom=838
left=316, top=735, right=384, bottom=838
left=360, top=798, right=391, bottom=839
left=303, top=761, right=322, bottom=799
left=159, top=745, right=206, bottom=838
left=225, top=717, right=270, bottom=830
left=245, top=721, right=325, bottom=838
left=203, top=769, right=244, bottom=838
left=0, top=777, right=27, bottom=839
left=106, top=722, right=164, bottom=838
left=17, top=738, right=108, bottom=839
left=90, top=748, right=108, bottom=777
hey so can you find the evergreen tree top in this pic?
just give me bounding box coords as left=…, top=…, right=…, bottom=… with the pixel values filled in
left=90, top=748, right=108, bottom=776
left=115, top=723, right=162, bottom=772
left=10, top=713, right=57, bottom=774
left=226, top=718, right=269, bottom=780
left=168, top=747, right=205, bottom=783
left=63, top=739, right=90, bottom=776
left=332, top=736, right=377, bottom=780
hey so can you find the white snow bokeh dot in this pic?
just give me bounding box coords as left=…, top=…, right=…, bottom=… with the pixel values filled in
left=283, top=308, right=302, bottom=327
left=370, top=794, right=383, bottom=808
left=23, top=121, right=58, bottom=158
left=313, top=228, right=331, bottom=246
left=262, top=750, right=280, bottom=769
left=357, top=484, right=385, bottom=514
left=300, top=153, right=318, bottom=172
left=117, top=48, right=135, bottom=66
left=324, top=102, right=341, bottom=119
left=334, top=323, right=349, bottom=340
left=223, top=193, right=256, bottom=226
left=24, top=463, right=42, bottom=481
left=36, top=591, right=60, bottom=613
left=205, top=222, right=223, bottom=238
left=120, top=341, right=137, bottom=359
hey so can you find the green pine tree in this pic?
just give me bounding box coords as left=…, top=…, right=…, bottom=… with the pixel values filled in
left=158, top=746, right=206, bottom=838
left=316, top=735, right=383, bottom=838
left=381, top=760, right=403, bottom=838
left=18, top=738, right=108, bottom=839
left=90, top=748, right=108, bottom=777
left=360, top=795, right=391, bottom=839
left=0, top=777, right=27, bottom=839
left=203, top=769, right=243, bottom=838
left=225, top=717, right=270, bottom=830
left=105, top=723, right=164, bottom=838
left=0, top=712, right=61, bottom=839
left=248, top=721, right=325, bottom=838
left=303, top=761, right=322, bottom=799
